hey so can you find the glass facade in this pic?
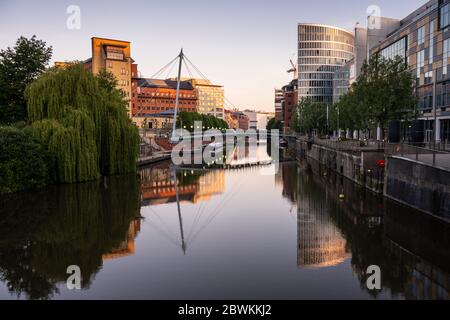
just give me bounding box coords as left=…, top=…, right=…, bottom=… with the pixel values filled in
left=379, top=37, right=407, bottom=61
left=371, top=0, right=450, bottom=142
left=440, top=2, right=450, bottom=29
left=443, top=38, right=450, bottom=77
left=298, top=24, right=354, bottom=104
left=332, top=65, right=351, bottom=104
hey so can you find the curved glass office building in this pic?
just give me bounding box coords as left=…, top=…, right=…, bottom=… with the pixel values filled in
left=298, top=24, right=354, bottom=104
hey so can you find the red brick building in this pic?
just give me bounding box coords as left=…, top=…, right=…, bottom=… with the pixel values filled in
left=282, top=79, right=298, bottom=130
left=131, top=68, right=198, bottom=117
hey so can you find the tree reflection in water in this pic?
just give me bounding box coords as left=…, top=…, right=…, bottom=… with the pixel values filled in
left=0, top=174, right=141, bottom=300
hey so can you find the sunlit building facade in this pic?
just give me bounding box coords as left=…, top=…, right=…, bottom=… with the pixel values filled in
left=297, top=176, right=349, bottom=268
left=298, top=24, right=355, bottom=104
left=190, top=79, right=225, bottom=119
left=90, top=37, right=133, bottom=117
left=132, top=78, right=198, bottom=117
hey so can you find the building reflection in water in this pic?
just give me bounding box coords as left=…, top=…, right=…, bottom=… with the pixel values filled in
left=139, top=162, right=225, bottom=206
left=277, top=163, right=349, bottom=269
left=297, top=184, right=349, bottom=269
left=102, top=218, right=141, bottom=260
left=280, top=160, right=450, bottom=299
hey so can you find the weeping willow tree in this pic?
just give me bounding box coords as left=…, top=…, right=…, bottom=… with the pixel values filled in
left=24, top=64, right=139, bottom=183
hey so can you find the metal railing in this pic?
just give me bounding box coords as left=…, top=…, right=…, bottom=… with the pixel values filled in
left=384, top=143, right=450, bottom=169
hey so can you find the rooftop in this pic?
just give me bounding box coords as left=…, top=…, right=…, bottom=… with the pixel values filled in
left=137, top=78, right=194, bottom=90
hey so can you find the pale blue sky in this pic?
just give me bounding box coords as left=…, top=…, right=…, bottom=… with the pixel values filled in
left=0, top=0, right=428, bottom=111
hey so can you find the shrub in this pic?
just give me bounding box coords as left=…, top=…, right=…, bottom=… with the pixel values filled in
left=0, top=126, right=49, bottom=194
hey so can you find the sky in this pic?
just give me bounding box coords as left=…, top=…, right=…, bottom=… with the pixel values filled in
left=0, top=0, right=428, bottom=112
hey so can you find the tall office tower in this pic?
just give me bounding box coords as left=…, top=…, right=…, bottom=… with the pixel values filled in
left=298, top=24, right=354, bottom=104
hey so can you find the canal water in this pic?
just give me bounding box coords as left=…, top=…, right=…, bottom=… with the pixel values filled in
left=0, top=151, right=449, bottom=299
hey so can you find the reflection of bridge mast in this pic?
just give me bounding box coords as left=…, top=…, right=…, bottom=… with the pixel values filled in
left=142, top=164, right=226, bottom=255
left=173, top=166, right=187, bottom=254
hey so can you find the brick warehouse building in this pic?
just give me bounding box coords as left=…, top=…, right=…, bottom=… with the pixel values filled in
left=282, top=79, right=298, bottom=131
left=131, top=75, right=198, bottom=117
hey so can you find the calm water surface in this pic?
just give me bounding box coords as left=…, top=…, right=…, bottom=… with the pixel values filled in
left=0, top=155, right=449, bottom=299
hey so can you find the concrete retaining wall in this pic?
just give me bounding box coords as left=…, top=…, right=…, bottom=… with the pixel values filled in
left=296, top=140, right=385, bottom=193
left=385, top=156, right=450, bottom=221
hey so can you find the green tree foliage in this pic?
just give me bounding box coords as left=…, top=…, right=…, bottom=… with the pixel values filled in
left=176, top=111, right=228, bottom=131
left=0, top=36, right=52, bottom=124
left=0, top=126, right=50, bottom=194
left=97, top=68, right=126, bottom=98
left=291, top=55, right=416, bottom=136
left=267, top=117, right=282, bottom=131
left=291, top=99, right=328, bottom=135
left=335, top=54, right=417, bottom=134
left=355, top=54, right=416, bottom=129
left=24, top=64, right=139, bottom=183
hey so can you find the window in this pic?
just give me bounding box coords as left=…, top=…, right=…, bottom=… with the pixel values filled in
left=417, top=26, right=425, bottom=45
left=430, top=21, right=434, bottom=64
left=379, top=37, right=407, bottom=61
left=417, top=50, right=425, bottom=78
left=425, top=71, right=433, bottom=85
left=443, top=38, right=450, bottom=76
left=440, top=3, right=450, bottom=29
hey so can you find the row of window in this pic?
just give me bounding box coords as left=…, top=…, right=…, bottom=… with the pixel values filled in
left=137, top=99, right=195, bottom=105
left=298, top=25, right=351, bottom=36
left=299, top=95, right=333, bottom=103
left=298, top=80, right=333, bottom=88
left=298, top=65, right=342, bottom=73
left=416, top=80, right=450, bottom=109
left=437, top=81, right=450, bottom=108
left=299, top=57, right=349, bottom=66
left=299, top=41, right=354, bottom=52
left=135, top=106, right=196, bottom=112
left=298, top=33, right=353, bottom=45
left=380, top=37, right=407, bottom=61
left=298, top=73, right=334, bottom=80
left=298, top=49, right=354, bottom=59
left=138, top=90, right=196, bottom=98
left=298, top=87, right=333, bottom=95
left=106, top=52, right=124, bottom=61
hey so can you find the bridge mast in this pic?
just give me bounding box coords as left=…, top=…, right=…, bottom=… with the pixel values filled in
left=171, top=49, right=184, bottom=141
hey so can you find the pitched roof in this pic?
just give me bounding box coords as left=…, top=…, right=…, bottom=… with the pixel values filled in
left=137, top=78, right=194, bottom=90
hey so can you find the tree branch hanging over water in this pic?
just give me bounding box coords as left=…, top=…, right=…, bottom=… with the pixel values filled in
left=25, top=64, right=139, bottom=183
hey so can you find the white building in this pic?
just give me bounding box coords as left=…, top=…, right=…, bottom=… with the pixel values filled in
left=243, top=110, right=275, bottom=130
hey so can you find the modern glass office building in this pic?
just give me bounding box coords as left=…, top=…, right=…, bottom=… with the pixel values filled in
left=298, top=24, right=355, bottom=104
left=370, top=0, right=450, bottom=143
